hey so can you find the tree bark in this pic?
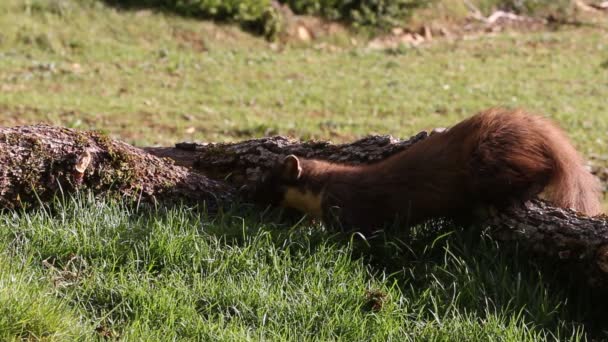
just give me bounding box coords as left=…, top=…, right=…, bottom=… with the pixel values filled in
left=0, top=125, right=232, bottom=210
left=2, top=124, right=608, bottom=289
left=486, top=200, right=608, bottom=288
left=143, top=133, right=429, bottom=185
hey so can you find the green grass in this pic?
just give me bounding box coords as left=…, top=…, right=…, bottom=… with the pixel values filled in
left=0, top=195, right=594, bottom=340
left=1, top=0, right=608, bottom=340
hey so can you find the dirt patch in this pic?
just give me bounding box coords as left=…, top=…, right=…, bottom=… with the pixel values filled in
left=282, top=15, right=348, bottom=42
left=271, top=1, right=349, bottom=44
left=172, top=28, right=207, bottom=52
left=0, top=105, right=47, bottom=126
left=367, top=11, right=551, bottom=50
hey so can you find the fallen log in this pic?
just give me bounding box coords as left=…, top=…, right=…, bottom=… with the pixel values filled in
left=2, top=124, right=608, bottom=289
left=0, top=125, right=232, bottom=210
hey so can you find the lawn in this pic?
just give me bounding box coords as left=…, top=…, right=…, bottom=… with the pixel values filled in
left=1, top=0, right=607, bottom=340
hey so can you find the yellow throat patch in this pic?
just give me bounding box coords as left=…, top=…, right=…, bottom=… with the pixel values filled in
left=282, top=187, right=323, bottom=218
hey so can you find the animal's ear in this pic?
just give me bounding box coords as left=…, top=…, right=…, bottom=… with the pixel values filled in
left=281, top=154, right=302, bottom=181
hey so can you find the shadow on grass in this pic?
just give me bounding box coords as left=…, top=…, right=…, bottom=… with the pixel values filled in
left=416, top=228, right=605, bottom=337
left=98, top=0, right=270, bottom=37
left=100, top=0, right=216, bottom=19
left=249, top=206, right=608, bottom=339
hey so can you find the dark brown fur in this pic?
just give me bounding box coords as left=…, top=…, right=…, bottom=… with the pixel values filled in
left=253, top=108, right=602, bottom=232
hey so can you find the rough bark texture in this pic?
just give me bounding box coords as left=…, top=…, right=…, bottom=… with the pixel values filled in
left=3, top=124, right=608, bottom=289
left=144, top=133, right=429, bottom=185
left=486, top=200, right=608, bottom=288
left=0, top=125, right=232, bottom=210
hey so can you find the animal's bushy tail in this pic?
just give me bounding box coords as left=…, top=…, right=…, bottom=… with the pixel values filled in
left=469, top=109, right=602, bottom=216
left=539, top=117, right=602, bottom=216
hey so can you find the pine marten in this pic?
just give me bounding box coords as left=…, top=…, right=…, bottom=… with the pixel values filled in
left=252, top=108, right=602, bottom=232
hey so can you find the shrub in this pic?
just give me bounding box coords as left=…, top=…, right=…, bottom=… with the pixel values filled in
left=108, top=0, right=271, bottom=21
left=104, top=0, right=278, bottom=37
left=504, top=0, right=574, bottom=19
left=477, top=0, right=574, bottom=18
left=281, top=0, right=431, bottom=29
left=104, top=0, right=431, bottom=33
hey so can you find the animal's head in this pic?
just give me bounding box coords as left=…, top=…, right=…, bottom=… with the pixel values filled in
left=250, top=154, right=303, bottom=206
left=249, top=154, right=324, bottom=217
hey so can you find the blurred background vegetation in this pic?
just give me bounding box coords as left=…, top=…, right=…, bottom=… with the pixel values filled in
left=94, top=0, right=579, bottom=38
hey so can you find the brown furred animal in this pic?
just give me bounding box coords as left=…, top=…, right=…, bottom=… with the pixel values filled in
left=252, top=108, right=602, bottom=232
